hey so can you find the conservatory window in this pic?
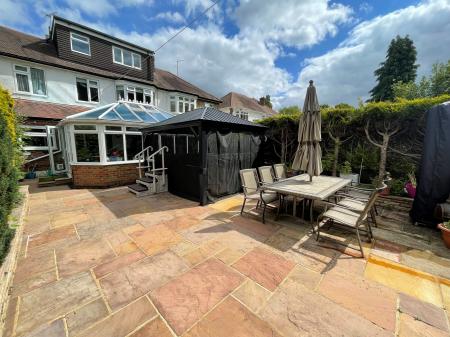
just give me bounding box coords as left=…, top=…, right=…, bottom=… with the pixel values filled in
left=70, top=33, right=90, bottom=56
left=14, top=65, right=47, bottom=95
left=105, top=133, right=124, bottom=162
left=22, top=126, right=55, bottom=150
left=76, top=78, right=99, bottom=102
left=112, top=46, right=142, bottom=69
left=126, top=134, right=142, bottom=160
left=74, top=134, right=100, bottom=162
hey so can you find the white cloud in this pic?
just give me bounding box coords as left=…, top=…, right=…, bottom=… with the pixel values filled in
left=0, top=0, right=30, bottom=27
left=154, top=11, right=185, bottom=24
left=279, top=0, right=450, bottom=106
left=233, top=0, right=353, bottom=49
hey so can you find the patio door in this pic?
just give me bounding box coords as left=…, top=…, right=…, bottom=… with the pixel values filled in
left=46, top=126, right=67, bottom=174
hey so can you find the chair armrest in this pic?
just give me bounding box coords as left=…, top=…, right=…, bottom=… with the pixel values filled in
left=335, top=193, right=369, bottom=202
left=320, top=200, right=363, bottom=214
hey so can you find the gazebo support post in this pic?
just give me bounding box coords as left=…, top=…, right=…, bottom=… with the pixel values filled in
left=199, top=124, right=208, bottom=206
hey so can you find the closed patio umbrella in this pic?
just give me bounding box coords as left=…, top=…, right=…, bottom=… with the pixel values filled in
left=292, top=80, right=322, bottom=181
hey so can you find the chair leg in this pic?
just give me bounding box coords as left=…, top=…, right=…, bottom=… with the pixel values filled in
left=315, top=217, right=323, bottom=241
left=370, top=209, right=377, bottom=227
left=355, top=227, right=365, bottom=258
left=240, top=198, right=247, bottom=215
left=262, top=204, right=266, bottom=224
left=275, top=195, right=282, bottom=221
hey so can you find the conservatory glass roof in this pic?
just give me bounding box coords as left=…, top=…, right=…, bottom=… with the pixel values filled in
left=65, top=101, right=174, bottom=124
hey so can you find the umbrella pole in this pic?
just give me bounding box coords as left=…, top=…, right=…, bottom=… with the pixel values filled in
left=309, top=174, right=312, bottom=182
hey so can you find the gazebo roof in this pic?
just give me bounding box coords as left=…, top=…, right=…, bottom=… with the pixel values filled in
left=63, top=101, right=173, bottom=124
left=141, top=107, right=266, bottom=133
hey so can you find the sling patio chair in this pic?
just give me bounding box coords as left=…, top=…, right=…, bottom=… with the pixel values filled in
left=273, top=163, right=287, bottom=181
left=316, top=184, right=386, bottom=258
left=240, top=168, right=278, bottom=223
left=258, top=165, right=276, bottom=185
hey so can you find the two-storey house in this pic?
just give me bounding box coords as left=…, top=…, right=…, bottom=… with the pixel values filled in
left=0, top=16, right=220, bottom=187
left=218, top=92, right=276, bottom=122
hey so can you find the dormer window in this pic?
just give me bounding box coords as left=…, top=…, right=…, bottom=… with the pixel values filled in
left=70, top=32, right=91, bottom=56
left=112, top=46, right=141, bottom=69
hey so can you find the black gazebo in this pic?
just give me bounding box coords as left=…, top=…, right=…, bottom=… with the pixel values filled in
left=141, top=107, right=267, bottom=205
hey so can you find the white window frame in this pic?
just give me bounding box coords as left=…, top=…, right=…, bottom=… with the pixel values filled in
left=70, top=124, right=143, bottom=164
left=76, top=77, right=100, bottom=103
left=235, top=109, right=249, bottom=121
left=116, top=84, right=154, bottom=104
left=13, top=65, right=47, bottom=96
left=112, top=46, right=142, bottom=70
left=70, top=32, right=91, bottom=56
left=170, top=94, right=197, bottom=114
left=21, top=125, right=56, bottom=151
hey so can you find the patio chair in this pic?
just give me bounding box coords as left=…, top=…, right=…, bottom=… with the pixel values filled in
left=240, top=168, right=278, bottom=223
left=273, top=163, right=287, bottom=181
left=258, top=166, right=275, bottom=185
left=316, top=185, right=385, bottom=258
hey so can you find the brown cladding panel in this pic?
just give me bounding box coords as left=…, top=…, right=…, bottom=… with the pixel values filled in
left=54, top=24, right=153, bottom=81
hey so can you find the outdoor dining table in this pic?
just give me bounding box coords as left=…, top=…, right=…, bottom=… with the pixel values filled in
left=263, top=174, right=351, bottom=230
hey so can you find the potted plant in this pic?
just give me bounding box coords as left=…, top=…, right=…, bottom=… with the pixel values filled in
left=339, top=161, right=360, bottom=185
left=438, top=221, right=450, bottom=248
left=404, top=172, right=417, bottom=198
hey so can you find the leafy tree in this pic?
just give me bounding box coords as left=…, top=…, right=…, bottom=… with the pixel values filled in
left=430, top=60, right=450, bottom=96
left=392, top=77, right=431, bottom=99
left=279, top=105, right=301, bottom=115
left=259, top=95, right=272, bottom=108
left=370, top=35, right=418, bottom=101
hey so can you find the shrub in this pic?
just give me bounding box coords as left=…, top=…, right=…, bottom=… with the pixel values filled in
left=0, top=86, right=21, bottom=265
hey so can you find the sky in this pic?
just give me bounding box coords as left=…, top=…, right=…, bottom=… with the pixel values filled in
left=1, top=0, right=449, bottom=108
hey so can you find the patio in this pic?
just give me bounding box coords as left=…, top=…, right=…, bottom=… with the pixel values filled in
left=4, top=184, right=450, bottom=337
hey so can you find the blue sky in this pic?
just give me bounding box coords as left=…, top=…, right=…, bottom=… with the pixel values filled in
left=1, top=0, right=449, bottom=107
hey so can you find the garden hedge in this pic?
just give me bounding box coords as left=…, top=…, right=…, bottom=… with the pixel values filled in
left=0, top=86, right=21, bottom=264
left=258, top=94, right=450, bottom=195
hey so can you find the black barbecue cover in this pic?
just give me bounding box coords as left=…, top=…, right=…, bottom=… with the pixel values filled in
left=411, top=101, right=450, bottom=225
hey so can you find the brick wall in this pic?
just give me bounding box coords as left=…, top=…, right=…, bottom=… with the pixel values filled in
left=71, top=163, right=141, bottom=188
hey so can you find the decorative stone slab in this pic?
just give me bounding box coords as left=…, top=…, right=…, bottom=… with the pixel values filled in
left=93, top=250, right=146, bottom=279
left=13, top=249, right=55, bottom=284
left=184, top=297, right=282, bottom=337
left=399, top=293, right=449, bottom=332
left=128, top=317, right=173, bottom=337
left=100, top=251, right=188, bottom=310
left=318, top=270, right=398, bottom=331
left=151, top=258, right=243, bottom=335
left=23, top=319, right=66, bottom=337
left=12, top=269, right=57, bottom=298
left=129, top=224, right=183, bottom=256
left=260, top=278, right=393, bottom=337
left=28, top=225, right=76, bottom=250
left=287, top=265, right=322, bottom=291
left=232, top=247, right=295, bottom=291
left=56, top=239, right=116, bottom=278
left=77, top=297, right=157, bottom=337
left=232, top=279, right=271, bottom=313
left=16, top=271, right=100, bottom=336
left=398, top=313, right=450, bottom=337
left=65, top=298, right=109, bottom=336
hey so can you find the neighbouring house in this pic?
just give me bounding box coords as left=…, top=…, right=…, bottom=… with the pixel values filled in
left=0, top=16, right=221, bottom=187
left=219, top=92, right=277, bottom=122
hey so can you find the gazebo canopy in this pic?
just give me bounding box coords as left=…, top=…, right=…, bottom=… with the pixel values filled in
left=63, top=101, right=173, bottom=124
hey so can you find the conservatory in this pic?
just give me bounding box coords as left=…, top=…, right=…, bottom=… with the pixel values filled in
left=57, top=101, right=173, bottom=187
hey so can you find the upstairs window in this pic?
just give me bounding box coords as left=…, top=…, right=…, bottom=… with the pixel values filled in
left=116, top=85, right=153, bottom=104
left=14, top=65, right=47, bottom=95
left=70, top=33, right=90, bottom=56
left=76, top=78, right=99, bottom=102
left=170, top=95, right=196, bottom=113
left=112, top=46, right=142, bottom=69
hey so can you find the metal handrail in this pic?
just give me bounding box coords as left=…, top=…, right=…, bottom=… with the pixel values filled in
left=134, top=146, right=169, bottom=189
left=134, top=146, right=153, bottom=178
left=147, top=146, right=169, bottom=188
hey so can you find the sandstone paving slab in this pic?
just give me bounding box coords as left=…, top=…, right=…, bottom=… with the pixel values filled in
left=264, top=231, right=299, bottom=252
left=372, top=239, right=408, bottom=263
left=13, top=249, right=55, bottom=284
left=100, top=250, right=189, bottom=310
left=215, top=247, right=246, bottom=265
left=129, top=224, right=183, bottom=256
left=230, top=216, right=280, bottom=239
left=12, top=269, right=57, bottom=297
left=182, top=240, right=226, bottom=266
left=398, top=313, right=450, bottom=337
left=318, top=270, right=398, bottom=331
left=184, top=297, right=282, bottom=337
left=232, top=247, right=295, bottom=291
left=401, top=249, right=450, bottom=280
left=151, top=258, right=244, bottom=335
left=232, top=279, right=271, bottom=313
left=23, top=214, right=51, bottom=236
left=162, top=216, right=200, bottom=231
left=22, top=319, right=66, bottom=337
left=56, top=239, right=116, bottom=277
left=287, top=264, right=322, bottom=290
left=329, top=253, right=367, bottom=277
left=260, top=278, right=393, bottom=337
left=128, top=316, right=173, bottom=337
left=122, top=223, right=145, bottom=235
left=75, top=218, right=133, bottom=240
left=170, top=240, right=198, bottom=256
left=180, top=219, right=232, bottom=244
left=3, top=296, right=18, bottom=337
left=365, top=257, right=443, bottom=307
left=65, top=298, right=109, bottom=336
left=77, top=296, right=157, bottom=337
left=93, top=250, right=146, bottom=278
left=51, top=210, right=91, bottom=228
left=399, top=292, right=449, bottom=332
left=28, top=225, right=76, bottom=249
left=16, top=271, right=100, bottom=336
left=441, top=283, right=450, bottom=312
left=105, top=230, right=139, bottom=256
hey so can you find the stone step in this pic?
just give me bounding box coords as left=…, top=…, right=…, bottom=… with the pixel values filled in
left=128, top=183, right=148, bottom=193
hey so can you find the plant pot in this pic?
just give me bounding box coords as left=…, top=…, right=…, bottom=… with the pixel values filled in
left=438, top=223, right=450, bottom=248
left=25, top=172, right=36, bottom=179
left=379, top=186, right=390, bottom=196
left=340, top=173, right=360, bottom=185
left=405, top=182, right=416, bottom=198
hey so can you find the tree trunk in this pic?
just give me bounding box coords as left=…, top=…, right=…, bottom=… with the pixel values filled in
left=378, top=134, right=389, bottom=183
left=332, top=138, right=340, bottom=177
